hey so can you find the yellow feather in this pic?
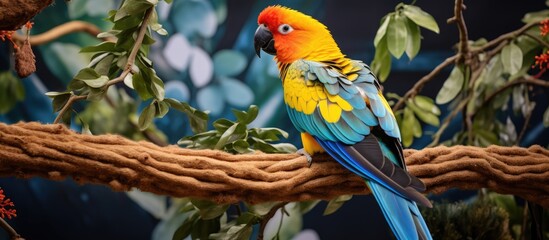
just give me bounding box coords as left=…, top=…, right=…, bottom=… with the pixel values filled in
left=342, top=64, right=353, bottom=74
left=347, top=73, right=358, bottom=81
left=316, top=85, right=326, bottom=99
left=291, top=95, right=298, bottom=109
left=327, top=94, right=353, bottom=111
left=303, top=99, right=317, bottom=114
left=301, top=132, right=325, bottom=155
left=319, top=100, right=341, bottom=123
left=296, top=96, right=305, bottom=112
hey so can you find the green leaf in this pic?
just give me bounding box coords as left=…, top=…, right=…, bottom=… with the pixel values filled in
left=407, top=100, right=440, bottom=127
left=522, top=9, right=549, bottom=23
left=191, top=199, right=229, bottom=220
left=323, top=195, right=352, bottom=215
left=132, top=72, right=153, bottom=100
left=215, top=123, right=247, bottom=150
left=413, top=95, right=441, bottom=116
left=74, top=67, right=100, bottom=81
left=405, top=18, right=421, bottom=60
left=543, top=107, right=549, bottom=127
left=172, top=213, right=198, bottom=240
left=80, top=42, right=120, bottom=53
left=87, top=88, right=107, bottom=101
left=386, top=14, right=408, bottom=59
left=233, top=139, right=252, bottom=153
left=115, top=0, right=155, bottom=21
left=155, top=100, right=170, bottom=117
left=402, top=107, right=416, bottom=147
left=232, top=105, right=259, bottom=125
left=191, top=217, right=221, bottom=240
left=213, top=118, right=235, bottom=132
left=271, top=143, right=298, bottom=153
left=94, top=54, right=115, bottom=76
left=436, top=66, right=464, bottom=104
left=411, top=111, right=422, bottom=138
left=138, top=102, right=156, bottom=130
left=501, top=43, right=523, bottom=75
left=249, top=202, right=280, bottom=216
left=82, top=75, right=109, bottom=88
left=52, top=93, right=71, bottom=112
left=371, top=38, right=392, bottom=82
left=374, top=14, right=392, bottom=47
left=402, top=5, right=439, bottom=33
left=299, top=200, right=321, bottom=214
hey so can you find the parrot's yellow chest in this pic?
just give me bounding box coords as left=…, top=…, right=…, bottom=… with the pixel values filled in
left=282, top=67, right=325, bottom=115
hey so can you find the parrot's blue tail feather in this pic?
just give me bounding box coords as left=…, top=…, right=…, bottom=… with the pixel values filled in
left=368, top=181, right=432, bottom=240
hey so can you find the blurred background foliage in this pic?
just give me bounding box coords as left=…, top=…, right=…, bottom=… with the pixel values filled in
left=0, top=0, right=548, bottom=239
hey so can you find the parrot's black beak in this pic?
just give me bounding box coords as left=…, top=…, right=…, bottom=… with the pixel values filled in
left=254, top=24, right=276, bottom=58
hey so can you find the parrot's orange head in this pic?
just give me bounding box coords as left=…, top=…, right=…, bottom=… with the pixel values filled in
left=255, top=5, right=342, bottom=64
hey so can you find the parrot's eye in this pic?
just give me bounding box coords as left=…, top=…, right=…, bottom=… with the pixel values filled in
left=278, top=24, right=293, bottom=35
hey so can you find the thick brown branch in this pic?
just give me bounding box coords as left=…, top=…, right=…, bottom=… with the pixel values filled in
left=0, top=122, right=548, bottom=207
left=0, top=0, right=52, bottom=30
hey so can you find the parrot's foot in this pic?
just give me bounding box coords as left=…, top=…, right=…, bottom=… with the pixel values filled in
left=296, top=148, right=313, bottom=167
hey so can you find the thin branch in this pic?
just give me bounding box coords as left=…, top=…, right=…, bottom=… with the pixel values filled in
left=517, top=102, right=533, bottom=145
left=12, top=21, right=116, bottom=46
left=453, top=0, right=470, bottom=64
left=1, top=122, right=549, bottom=207
left=52, top=8, right=153, bottom=124
left=428, top=95, right=472, bottom=147
left=482, top=76, right=549, bottom=105
left=470, top=21, right=539, bottom=54
left=0, top=218, right=23, bottom=240
left=53, top=94, right=87, bottom=124
left=392, top=55, right=458, bottom=111
left=523, top=31, right=549, bottom=49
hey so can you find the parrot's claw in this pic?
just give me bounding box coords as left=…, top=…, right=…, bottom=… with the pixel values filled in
left=296, top=148, right=313, bottom=167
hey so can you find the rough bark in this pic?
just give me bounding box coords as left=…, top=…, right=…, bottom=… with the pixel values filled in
left=0, top=0, right=53, bottom=30
left=0, top=122, right=548, bottom=207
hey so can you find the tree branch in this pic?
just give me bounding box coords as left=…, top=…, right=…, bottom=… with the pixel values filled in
left=392, top=55, right=458, bottom=112
left=0, top=217, right=23, bottom=240
left=12, top=21, right=115, bottom=46
left=0, top=122, right=548, bottom=207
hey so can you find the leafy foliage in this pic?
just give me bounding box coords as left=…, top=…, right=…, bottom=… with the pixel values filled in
left=0, top=71, right=25, bottom=114
left=371, top=3, right=439, bottom=81
left=421, top=197, right=513, bottom=240
left=179, top=105, right=297, bottom=154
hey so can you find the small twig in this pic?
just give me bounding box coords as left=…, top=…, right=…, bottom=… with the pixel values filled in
left=53, top=8, right=153, bottom=124
left=523, top=32, right=549, bottom=49
left=482, top=76, right=549, bottom=106
left=0, top=218, right=24, bottom=240
left=519, top=202, right=529, bottom=240
left=470, top=21, right=538, bottom=54
left=53, top=94, right=87, bottom=124
left=516, top=100, right=533, bottom=145
left=392, top=55, right=458, bottom=111
left=428, top=95, right=472, bottom=147
left=257, top=202, right=288, bottom=240
left=13, top=21, right=115, bottom=46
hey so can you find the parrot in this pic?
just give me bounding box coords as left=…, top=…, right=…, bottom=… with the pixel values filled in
left=254, top=5, right=433, bottom=240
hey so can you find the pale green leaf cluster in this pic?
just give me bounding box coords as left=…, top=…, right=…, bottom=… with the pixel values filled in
left=371, top=3, right=439, bottom=81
